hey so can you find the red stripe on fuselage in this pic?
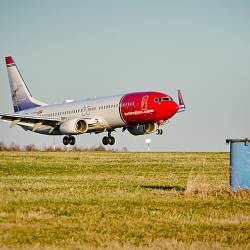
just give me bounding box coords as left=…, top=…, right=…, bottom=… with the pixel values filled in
left=120, top=92, right=179, bottom=125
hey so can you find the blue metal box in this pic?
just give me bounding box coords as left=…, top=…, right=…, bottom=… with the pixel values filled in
left=226, top=139, right=250, bottom=191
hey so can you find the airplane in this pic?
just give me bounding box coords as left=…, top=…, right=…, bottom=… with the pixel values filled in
left=0, top=56, right=186, bottom=146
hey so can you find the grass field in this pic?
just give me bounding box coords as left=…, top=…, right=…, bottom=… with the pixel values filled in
left=0, top=151, right=249, bottom=250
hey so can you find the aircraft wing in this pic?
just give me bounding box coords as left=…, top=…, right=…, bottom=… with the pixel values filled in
left=0, top=113, right=62, bottom=130
left=0, top=113, right=108, bottom=133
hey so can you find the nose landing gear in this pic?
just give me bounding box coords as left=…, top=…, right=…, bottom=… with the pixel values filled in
left=156, top=129, right=163, bottom=135
left=63, top=135, right=76, bottom=145
left=102, top=131, right=115, bottom=145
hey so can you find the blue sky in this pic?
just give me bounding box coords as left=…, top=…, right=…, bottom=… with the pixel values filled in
left=0, top=1, right=250, bottom=151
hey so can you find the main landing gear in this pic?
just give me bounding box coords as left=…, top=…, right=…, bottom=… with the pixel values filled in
left=102, top=131, right=115, bottom=146
left=63, top=135, right=76, bottom=146
left=156, top=128, right=163, bottom=135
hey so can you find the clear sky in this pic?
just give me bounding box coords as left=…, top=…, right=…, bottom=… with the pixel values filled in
left=0, top=0, right=250, bottom=151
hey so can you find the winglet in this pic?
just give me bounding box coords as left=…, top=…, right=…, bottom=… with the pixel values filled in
left=178, top=90, right=186, bottom=112
left=5, top=56, right=15, bottom=65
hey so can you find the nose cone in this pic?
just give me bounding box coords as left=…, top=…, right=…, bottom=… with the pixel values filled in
left=171, top=101, right=179, bottom=116
left=173, top=101, right=179, bottom=113
left=164, top=101, right=179, bottom=119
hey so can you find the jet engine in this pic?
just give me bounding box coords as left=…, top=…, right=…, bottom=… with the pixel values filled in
left=127, top=123, right=156, bottom=136
left=59, top=118, right=88, bottom=135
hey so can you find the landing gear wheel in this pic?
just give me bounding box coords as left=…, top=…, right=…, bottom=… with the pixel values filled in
left=102, top=136, right=115, bottom=145
left=63, top=136, right=70, bottom=145
left=102, top=136, right=109, bottom=145
left=156, top=129, right=163, bottom=135
left=69, top=136, right=75, bottom=145
left=63, top=136, right=76, bottom=145
left=109, top=136, right=115, bottom=145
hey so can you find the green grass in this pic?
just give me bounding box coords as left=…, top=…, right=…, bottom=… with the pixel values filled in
left=0, top=152, right=249, bottom=249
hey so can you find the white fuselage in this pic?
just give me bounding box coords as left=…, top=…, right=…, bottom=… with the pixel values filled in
left=19, top=94, right=125, bottom=135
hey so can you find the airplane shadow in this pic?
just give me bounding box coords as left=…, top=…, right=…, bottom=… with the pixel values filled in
left=140, top=185, right=185, bottom=192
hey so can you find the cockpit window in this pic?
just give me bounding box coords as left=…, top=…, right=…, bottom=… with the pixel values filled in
left=155, top=96, right=173, bottom=102
left=162, top=97, right=173, bottom=101
left=154, top=98, right=160, bottom=102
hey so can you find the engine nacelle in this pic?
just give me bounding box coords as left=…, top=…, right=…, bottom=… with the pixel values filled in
left=127, top=123, right=156, bottom=136
left=59, top=118, right=88, bottom=135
